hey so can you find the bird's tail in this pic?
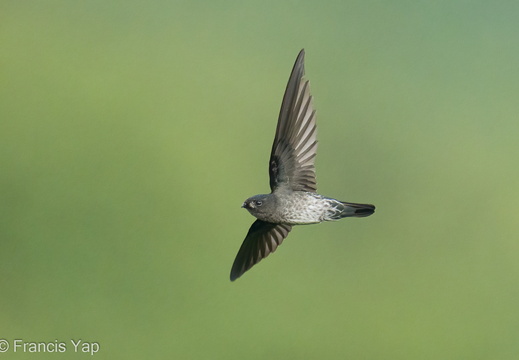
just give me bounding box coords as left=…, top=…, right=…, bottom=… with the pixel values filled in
left=337, top=201, right=375, bottom=218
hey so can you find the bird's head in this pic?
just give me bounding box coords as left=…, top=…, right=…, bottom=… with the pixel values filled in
left=242, top=194, right=274, bottom=217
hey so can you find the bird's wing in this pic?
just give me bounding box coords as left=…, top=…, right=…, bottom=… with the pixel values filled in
left=230, top=220, right=292, bottom=281
left=269, top=49, right=318, bottom=193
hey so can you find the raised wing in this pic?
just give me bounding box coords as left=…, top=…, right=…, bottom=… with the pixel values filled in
left=230, top=220, right=292, bottom=281
left=269, top=49, right=318, bottom=192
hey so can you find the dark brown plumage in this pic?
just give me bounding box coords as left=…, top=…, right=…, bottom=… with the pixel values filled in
left=230, top=50, right=375, bottom=281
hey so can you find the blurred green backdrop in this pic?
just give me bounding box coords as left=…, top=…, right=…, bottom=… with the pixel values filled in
left=1, top=1, right=519, bottom=359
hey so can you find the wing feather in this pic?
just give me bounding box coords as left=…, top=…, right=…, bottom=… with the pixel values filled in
left=269, top=49, right=318, bottom=192
left=230, top=220, right=292, bottom=281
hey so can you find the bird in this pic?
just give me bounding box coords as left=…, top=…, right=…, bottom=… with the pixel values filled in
left=230, top=49, right=375, bottom=281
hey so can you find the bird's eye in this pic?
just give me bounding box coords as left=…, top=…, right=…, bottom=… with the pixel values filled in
left=255, top=200, right=262, bottom=206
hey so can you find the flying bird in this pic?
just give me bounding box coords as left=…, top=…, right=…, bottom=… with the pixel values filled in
left=230, top=49, right=375, bottom=281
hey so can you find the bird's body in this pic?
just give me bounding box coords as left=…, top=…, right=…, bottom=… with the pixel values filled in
left=244, top=191, right=373, bottom=225
left=267, top=191, right=332, bottom=224
left=230, top=50, right=375, bottom=281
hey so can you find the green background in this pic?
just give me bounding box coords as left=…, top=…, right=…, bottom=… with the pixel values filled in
left=2, top=1, right=518, bottom=359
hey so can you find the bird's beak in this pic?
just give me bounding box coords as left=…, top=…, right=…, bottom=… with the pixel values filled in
left=241, top=202, right=247, bottom=208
